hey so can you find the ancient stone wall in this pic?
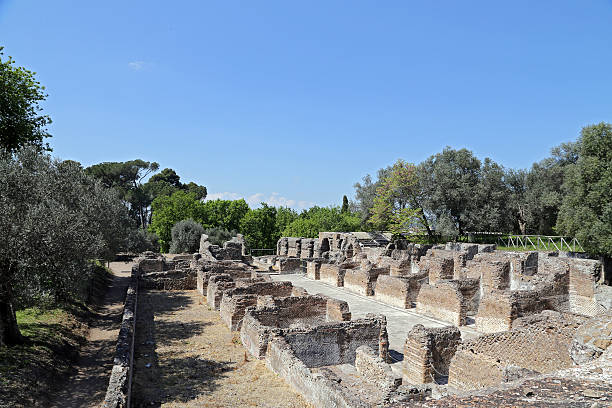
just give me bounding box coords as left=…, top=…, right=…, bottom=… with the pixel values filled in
left=326, top=298, right=351, bottom=321
left=421, top=256, right=454, bottom=285
left=276, top=257, right=302, bottom=274
left=306, top=260, right=323, bottom=280
left=206, top=274, right=235, bottom=310
left=280, top=316, right=387, bottom=368
left=569, top=258, right=603, bottom=316
left=449, top=311, right=585, bottom=390
left=403, top=325, right=461, bottom=384
left=320, top=264, right=346, bottom=287
left=416, top=281, right=466, bottom=326
left=355, top=345, right=401, bottom=390
left=219, top=281, right=294, bottom=330
left=374, top=273, right=427, bottom=309
left=103, top=266, right=139, bottom=408
left=475, top=290, right=546, bottom=333
left=343, top=267, right=388, bottom=296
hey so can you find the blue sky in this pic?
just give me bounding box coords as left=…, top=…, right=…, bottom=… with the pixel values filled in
left=1, top=1, right=611, bottom=209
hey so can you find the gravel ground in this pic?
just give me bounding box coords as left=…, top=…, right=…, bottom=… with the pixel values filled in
left=131, top=289, right=311, bottom=408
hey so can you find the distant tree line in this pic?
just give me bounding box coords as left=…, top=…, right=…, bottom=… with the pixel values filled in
left=352, top=124, right=611, bottom=257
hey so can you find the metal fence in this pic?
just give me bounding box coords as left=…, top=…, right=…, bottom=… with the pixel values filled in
left=497, top=235, right=584, bottom=252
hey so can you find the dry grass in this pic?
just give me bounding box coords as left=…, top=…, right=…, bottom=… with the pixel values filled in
left=132, top=289, right=312, bottom=408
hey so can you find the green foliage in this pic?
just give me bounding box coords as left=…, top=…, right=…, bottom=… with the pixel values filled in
left=85, top=159, right=159, bottom=229
left=240, top=203, right=278, bottom=249
left=370, top=159, right=425, bottom=235
left=557, top=122, right=612, bottom=256
left=149, top=192, right=249, bottom=252
left=282, top=206, right=361, bottom=238
left=0, top=148, right=131, bottom=345
left=341, top=195, right=349, bottom=213
left=169, top=219, right=205, bottom=253
left=203, top=227, right=236, bottom=246
left=0, top=47, right=51, bottom=153
left=149, top=190, right=202, bottom=252
left=125, top=229, right=160, bottom=253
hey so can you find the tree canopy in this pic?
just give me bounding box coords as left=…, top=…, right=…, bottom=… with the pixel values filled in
left=0, top=47, right=51, bottom=152
left=0, top=148, right=130, bottom=346
left=557, top=123, right=612, bottom=256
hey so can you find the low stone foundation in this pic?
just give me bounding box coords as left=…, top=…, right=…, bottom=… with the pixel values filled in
left=343, top=267, right=388, bottom=296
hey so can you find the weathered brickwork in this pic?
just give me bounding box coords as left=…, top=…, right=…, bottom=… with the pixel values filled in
left=449, top=311, right=585, bottom=390
left=320, top=263, right=346, bottom=287
left=569, top=258, right=603, bottom=316
left=416, top=281, right=466, bottom=326
left=343, top=267, right=388, bottom=296
left=374, top=273, right=428, bottom=309
left=403, top=325, right=461, bottom=384
left=306, top=260, right=322, bottom=280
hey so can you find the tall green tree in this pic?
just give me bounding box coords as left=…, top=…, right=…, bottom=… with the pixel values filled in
left=240, top=203, right=278, bottom=249
left=370, top=159, right=430, bottom=236
left=0, top=148, right=130, bottom=346
left=149, top=190, right=203, bottom=252
left=85, top=160, right=159, bottom=229
left=419, top=148, right=482, bottom=236
left=341, top=195, right=349, bottom=213
left=557, top=122, right=612, bottom=256
left=0, top=47, right=51, bottom=152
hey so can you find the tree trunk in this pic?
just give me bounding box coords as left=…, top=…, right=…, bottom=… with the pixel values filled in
left=0, top=279, right=24, bottom=347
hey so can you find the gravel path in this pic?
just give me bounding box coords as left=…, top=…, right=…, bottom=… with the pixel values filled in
left=48, top=261, right=133, bottom=408
left=132, top=289, right=311, bottom=408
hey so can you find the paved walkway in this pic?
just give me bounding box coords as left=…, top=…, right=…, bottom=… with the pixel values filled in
left=270, top=273, right=481, bottom=360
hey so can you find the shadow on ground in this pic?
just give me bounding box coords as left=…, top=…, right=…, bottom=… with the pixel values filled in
left=132, top=290, right=227, bottom=407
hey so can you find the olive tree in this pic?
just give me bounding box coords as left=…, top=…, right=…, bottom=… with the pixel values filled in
left=0, top=148, right=130, bottom=346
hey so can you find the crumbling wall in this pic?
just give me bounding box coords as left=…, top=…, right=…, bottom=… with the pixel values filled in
left=206, top=274, right=235, bottom=310
left=343, top=267, right=388, bottom=296
left=476, top=256, right=511, bottom=297
left=421, top=255, right=454, bottom=284
left=449, top=311, right=585, bottom=390
left=475, top=290, right=546, bottom=333
left=355, top=345, right=401, bottom=390
left=306, top=260, right=323, bottom=280
left=320, top=264, right=346, bottom=287
left=280, top=316, right=387, bottom=368
left=326, top=298, right=351, bottom=321
left=416, top=281, right=466, bottom=326
left=265, top=336, right=369, bottom=408
left=276, top=257, right=302, bottom=274
left=374, top=273, right=427, bottom=309
left=240, top=296, right=351, bottom=359
left=569, top=258, right=604, bottom=316
left=403, top=325, right=461, bottom=384
left=219, top=281, right=294, bottom=330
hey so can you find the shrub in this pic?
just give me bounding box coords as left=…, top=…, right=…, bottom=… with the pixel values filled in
left=125, top=229, right=160, bottom=253
left=169, top=219, right=205, bottom=253
left=203, top=227, right=236, bottom=246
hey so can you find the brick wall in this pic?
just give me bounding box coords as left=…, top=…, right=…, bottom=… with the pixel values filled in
left=320, top=264, right=346, bottom=287
left=569, top=258, right=603, bottom=316
left=374, top=273, right=427, bottom=309
left=403, top=325, right=461, bottom=384
left=416, top=281, right=466, bottom=326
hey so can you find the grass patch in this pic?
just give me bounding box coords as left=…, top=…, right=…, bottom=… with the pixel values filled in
left=0, top=307, right=89, bottom=408
left=0, top=262, right=113, bottom=408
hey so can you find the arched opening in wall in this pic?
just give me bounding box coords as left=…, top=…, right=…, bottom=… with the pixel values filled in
left=321, top=238, right=330, bottom=253
left=346, top=244, right=354, bottom=258
left=338, top=239, right=343, bottom=250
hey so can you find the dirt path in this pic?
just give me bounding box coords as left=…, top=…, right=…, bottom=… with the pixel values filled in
left=49, top=261, right=133, bottom=408
left=132, top=289, right=312, bottom=408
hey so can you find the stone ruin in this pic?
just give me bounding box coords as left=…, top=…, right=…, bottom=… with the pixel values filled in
left=258, top=233, right=612, bottom=406
left=105, top=233, right=612, bottom=407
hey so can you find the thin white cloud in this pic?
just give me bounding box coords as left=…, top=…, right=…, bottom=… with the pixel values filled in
left=205, top=191, right=314, bottom=210
left=128, top=61, right=146, bottom=71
